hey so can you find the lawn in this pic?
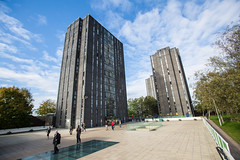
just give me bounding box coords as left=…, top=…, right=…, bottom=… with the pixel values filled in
left=209, top=114, right=240, bottom=144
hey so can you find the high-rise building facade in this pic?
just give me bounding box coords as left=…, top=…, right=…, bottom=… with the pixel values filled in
left=145, top=75, right=157, bottom=99
left=150, top=47, right=194, bottom=117
left=56, top=15, right=128, bottom=128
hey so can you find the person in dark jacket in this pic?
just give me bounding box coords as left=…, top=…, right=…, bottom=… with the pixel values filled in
left=76, top=125, right=81, bottom=143
left=53, top=130, right=61, bottom=154
left=47, top=126, right=51, bottom=139
left=69, top=126, right=73, bottom=135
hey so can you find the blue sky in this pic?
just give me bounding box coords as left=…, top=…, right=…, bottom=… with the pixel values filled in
left=0, top=0, right=240, bottom=111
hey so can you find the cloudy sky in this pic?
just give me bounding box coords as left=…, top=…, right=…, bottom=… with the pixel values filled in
left=0, top=0, right=240, bottom=110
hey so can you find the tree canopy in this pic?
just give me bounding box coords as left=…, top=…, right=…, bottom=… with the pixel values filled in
left=194, top=20, right=240, bottom=116
left=36, top=99, right=56, bottom=117
left=0, top=86, right=33, bottom=129
left=128, top=96, right=158, bottom=118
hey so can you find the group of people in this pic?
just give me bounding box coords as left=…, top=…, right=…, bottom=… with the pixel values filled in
left=105, top=120, right=122, bottom=131
left=47, top=120, right=123, bottom=154
left=46, top=123, right=87, bottom=154
left=46, top=126, right=61, bottom=154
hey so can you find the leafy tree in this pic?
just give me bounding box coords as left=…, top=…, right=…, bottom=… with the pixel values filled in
left=194, top=20, right=240, bottom=120
left=137, top=96, right=145, bottom=118
left=128, top=96, right=158, bottom=118
left=0, top=86, right=33, bottom=129
left=212, top=20, right=240, bottom=70
left=143, top=96, right=158, bottom=117
left=127, top=98, right=139, bottom=117
left=36, top=99, right=56, bottom=117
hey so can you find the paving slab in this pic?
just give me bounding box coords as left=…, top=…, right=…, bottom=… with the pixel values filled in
left=0, top=121, right=221, bottom=160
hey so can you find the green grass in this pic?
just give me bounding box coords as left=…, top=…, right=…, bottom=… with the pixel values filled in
left=209, top=114, right=240, bottom=144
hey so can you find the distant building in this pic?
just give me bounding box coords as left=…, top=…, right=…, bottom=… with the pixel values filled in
left=150, top=47, right=194, bottom=117
left=56, top=15, right=128, bottom=128
left=145, top=75, right=157, bottom=99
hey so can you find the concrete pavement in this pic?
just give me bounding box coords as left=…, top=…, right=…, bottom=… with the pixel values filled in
left=0, top=120, right=221, bottom=160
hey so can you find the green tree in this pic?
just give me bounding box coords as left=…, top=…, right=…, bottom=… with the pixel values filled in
left=128, top=96, right=158, bottom=119
left=36, top=99, right=56, bottom=117
left=127, top=98, right=139, bottom=117
left=194, top=20, right=240, bottom=118
left=0, top=86, right=33, bottom=129
left=143, top=96, right=158, bottom=117
left=136, top=96, right=144, bottom=118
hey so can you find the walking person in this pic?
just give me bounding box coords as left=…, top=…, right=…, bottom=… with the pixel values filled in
left=53, top=130, right=61, bottom=154
left=69, top=126, right=73, bottom=135
left=47, top=126, right=51, bottom=139
left=105, top=121, right=108, bottom=131
left=82, top=123, right=86, bottom=132
left=111, top=120, right=115, bottom=131
left=205, top=112, right=209, bottom=119
left=119, top=120, right=122, bottom=128
left=76, top=125, right=81, bottom=143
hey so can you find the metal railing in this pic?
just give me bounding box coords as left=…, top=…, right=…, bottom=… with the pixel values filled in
left=202, top=118, right=234, bottom=160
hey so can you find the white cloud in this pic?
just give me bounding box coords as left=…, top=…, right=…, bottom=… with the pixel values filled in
left=119, top=8, right=164, bottom=51
left=0, top=7, right=42, bottom=42
left=183, top=1, right=203, bottom=20
left=0, top=42, right=18, bottom=53
left=37, top=15, right=47, bottom=25
left=0, top=60, right=60, bottom=108
left=56, top=46, right=63, bottom=61
left=0, top=3, right=60, bottom=109
left=118, top=0, right=240, bottom=99
left=33, top=95, right=57, bottom=109
left=42, top=48, right=63, bottom=64
left=0, top=51, right=34, bottom=64
left=43, top=50, right=58, bottom=63
left=0, top=13, right=31, bottom=40
left=56, top=31, right=65, bottom=42
left=0, top=31, right=36, bottom=50
left=91, top=0, right=132, bottom=12
left=0, top=4, right=41, bottom=50
left=105, top=11, right=126, bottom=32
left=0, top=66, right=59, bottom=92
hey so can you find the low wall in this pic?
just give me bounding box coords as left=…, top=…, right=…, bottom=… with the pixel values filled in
left=145, top=117, right=202, bottom=122
left=0, top=126, right=50, bottom=135
left=127, top=122, right=162, bottom=131
left=202, top=118, right=234, bottom=160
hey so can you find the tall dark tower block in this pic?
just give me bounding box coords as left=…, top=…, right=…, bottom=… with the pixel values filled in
left=150, top=47, right=194, bottom=117
left=56, top=15, right=128, bottom=128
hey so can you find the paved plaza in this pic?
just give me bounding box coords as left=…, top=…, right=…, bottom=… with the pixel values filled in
left=0, top=120, right=221, bottom=160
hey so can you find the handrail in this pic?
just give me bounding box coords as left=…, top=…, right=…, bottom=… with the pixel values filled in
left=202, top=118, right=234, bottom=160
left=203, top=118, right=230, bottom=152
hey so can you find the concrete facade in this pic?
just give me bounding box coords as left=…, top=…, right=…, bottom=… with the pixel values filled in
left=56, top=15, right=128, bottom=129
left=150, top=47, right=194, bottom=117
left=145, top=75, right=157, bottom=99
